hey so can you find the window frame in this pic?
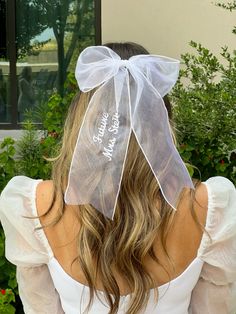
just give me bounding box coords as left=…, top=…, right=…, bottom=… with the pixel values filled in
left=0, top=0, right=101, bottom=130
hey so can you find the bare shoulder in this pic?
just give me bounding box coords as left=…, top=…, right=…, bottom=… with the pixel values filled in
left=176, top=181, right=208, bottom=230
left=179, top=181, right=208, bottom=212
left=35, top=180, right=80, bottom=262
left=36, top=180, right=54, bottom=217
left=194, top=181, right=208, bottom=204
left=193, top=181, right=208, bottom=225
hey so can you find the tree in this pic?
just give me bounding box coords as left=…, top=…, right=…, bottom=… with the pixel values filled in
left=16, top=1, right=49, bottom=58
left=216, top=1, right=236, bottom=11
left=216, top=1, right=236, bottom=33
left=17, top=0, right=95, bottom=95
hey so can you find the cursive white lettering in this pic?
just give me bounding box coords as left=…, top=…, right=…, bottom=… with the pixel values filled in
left=103, top=138, right=116, bottom=161
left=108, top=112, right=120, bottom=135
left=93, top=112, right=109, bottom=144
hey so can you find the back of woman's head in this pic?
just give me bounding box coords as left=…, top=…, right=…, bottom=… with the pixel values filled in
left=50, top=42, right=184, bottom=314
left=20, top=66, right=32, bottom=81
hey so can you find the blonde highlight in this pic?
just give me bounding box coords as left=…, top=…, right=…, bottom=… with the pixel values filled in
left=38, top=43, right=204, bottom=314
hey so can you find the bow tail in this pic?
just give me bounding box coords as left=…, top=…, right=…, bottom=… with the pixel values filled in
left=65, top=71, right=132, bottom=220
left=131, top=79, right=194, bottom=210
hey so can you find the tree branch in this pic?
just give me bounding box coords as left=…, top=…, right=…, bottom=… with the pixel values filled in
left=216, top=1, right=236, bottom=11
left=65, top=0, right=90, bottom=69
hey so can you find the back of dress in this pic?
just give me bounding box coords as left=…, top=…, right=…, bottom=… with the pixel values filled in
left=0, top=175, right=235, bottom=313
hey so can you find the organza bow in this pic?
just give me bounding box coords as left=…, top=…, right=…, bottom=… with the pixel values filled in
left=64, top=46, right=194, bottom=219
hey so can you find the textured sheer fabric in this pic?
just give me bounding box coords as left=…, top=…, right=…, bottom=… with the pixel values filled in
left=0, top=176, right=235, bottom=314
left=65, top=46, right=194, bottom=219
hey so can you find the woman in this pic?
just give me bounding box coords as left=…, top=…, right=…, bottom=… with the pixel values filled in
left=18, top=66, right=35, bottom=122
left=0, top=42, right=235, bottom=314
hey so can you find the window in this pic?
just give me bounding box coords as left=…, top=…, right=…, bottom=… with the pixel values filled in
left=0, top=0, right=6, bottom=59
left=0, top=0, right=101, bottom=129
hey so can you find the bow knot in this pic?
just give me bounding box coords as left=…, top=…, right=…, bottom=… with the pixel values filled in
left=119, top=59, right=130, bottom=68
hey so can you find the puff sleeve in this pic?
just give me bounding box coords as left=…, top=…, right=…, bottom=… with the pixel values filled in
left=190, top=176, right=236, bottom=314
left=0, top=176, right=64, bottom=314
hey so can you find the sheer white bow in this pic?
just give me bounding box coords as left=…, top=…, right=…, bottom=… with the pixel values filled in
left=64, top=46, right=194, bottom=219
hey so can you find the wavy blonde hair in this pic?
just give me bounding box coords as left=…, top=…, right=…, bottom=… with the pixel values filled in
left=42, top=43, right=200, bottom=314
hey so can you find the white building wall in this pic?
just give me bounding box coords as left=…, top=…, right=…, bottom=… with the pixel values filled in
left=102, top=0, right=236, bottom=59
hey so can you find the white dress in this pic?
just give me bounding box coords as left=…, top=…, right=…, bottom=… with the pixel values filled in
left=0, top=176, right=235, bottom=314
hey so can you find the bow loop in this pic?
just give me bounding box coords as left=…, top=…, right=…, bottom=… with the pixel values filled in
left=130, top=55, right=180, bottom=97
left=75, top=46, right=121, bottom=92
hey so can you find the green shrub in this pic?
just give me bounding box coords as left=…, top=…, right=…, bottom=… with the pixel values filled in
left=0, top=289, right=16, bottom=314
left=16, top=121, right=51, bottom=179
left=0, top=139, right=18, bottom=313
left=17, top=72, right=77, bottom=180
left=171, top=41, right=236, bottom=184
left=0, top=138, right=16, bottom=192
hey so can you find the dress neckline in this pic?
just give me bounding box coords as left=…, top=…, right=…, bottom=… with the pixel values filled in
left=48, top=256, right=203, bottom=298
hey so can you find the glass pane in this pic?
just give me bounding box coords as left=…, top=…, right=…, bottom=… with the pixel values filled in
left=0, top=0, right=10, bottom=123
left=0, top=64, right=10, bottom=123
left=16, top=0, right=96, bottom=123
left=0, top=0, right=6, bottom=59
